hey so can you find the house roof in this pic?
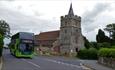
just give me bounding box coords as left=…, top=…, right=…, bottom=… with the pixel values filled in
left=35, top=30, right=60, bottom=40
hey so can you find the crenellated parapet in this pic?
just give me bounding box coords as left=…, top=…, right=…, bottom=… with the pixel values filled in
left=60, top=15, right=81, bottom=29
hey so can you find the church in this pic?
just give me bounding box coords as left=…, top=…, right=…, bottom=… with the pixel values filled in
left=35, top=3, right=84, bottom=55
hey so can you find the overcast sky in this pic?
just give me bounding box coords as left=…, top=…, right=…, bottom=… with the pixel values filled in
left=0, top=0, right=115, bottom=43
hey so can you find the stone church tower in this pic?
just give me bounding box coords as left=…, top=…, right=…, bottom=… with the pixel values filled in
left=59, top=3, right=84, bottom=54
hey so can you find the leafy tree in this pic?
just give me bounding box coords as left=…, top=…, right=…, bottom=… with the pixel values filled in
left=0, top=19, right=10, bottom=56
left=0, top=34, right=4, bottom=56
left=96, top=29, right=111, bottom=43
left=96, top=29, right=105, bottom=43
left=83, top=36, right=92, bottom=49
left=0, top=20, right=10, bottom=37
left=104, top=23, right=115, bottom=45
left=104, top=23, right=115, bottom=40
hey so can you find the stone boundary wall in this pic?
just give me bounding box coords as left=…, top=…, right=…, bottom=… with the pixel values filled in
left=98, top=57, right=115, bottom=69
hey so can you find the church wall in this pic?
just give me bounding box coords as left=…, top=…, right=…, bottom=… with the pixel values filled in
left=59, top=4, right=84, bottom=56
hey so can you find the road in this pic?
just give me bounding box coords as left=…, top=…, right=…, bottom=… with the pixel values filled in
left=2, top=49, right=87, bottom=70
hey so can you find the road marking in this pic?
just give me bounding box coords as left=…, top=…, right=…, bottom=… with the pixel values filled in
left=80, top=63, right=92, bottom=70
left=44, top=59, right=82, bottom=68
left=22, top=59, right=40, bottom=68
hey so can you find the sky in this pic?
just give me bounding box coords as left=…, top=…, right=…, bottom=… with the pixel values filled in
left=0, top=0, right=115, bottom=44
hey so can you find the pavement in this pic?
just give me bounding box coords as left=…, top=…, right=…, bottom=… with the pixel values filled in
left=0, top=57, right=2, bottom=70
left=1, top=49, right=114, bottom=70
left=80, top=60, right=114, bottom=70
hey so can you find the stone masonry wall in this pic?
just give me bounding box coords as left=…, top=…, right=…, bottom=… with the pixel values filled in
left=98, top=57, right=115, bottom=69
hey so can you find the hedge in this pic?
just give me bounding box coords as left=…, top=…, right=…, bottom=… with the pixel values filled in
left=77, top=48, right=98, bottom=59
left=98, top=48, right=115, bottom=58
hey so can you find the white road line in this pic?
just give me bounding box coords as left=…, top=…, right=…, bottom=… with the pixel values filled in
left=80, top=63, right=92, bottom=70
left=44, top=59, right=82, bottom=68
left=22, top=59, right=40, bottom=68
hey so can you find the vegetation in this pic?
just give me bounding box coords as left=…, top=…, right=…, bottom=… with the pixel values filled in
left=84, top=36, right=92, bottom=49
left=98, top=48, right=115, bottom=58
left=0, top=20, right=10, bottom=57
left=99, top=42, right=111, bottom=48
left=90, top=42, right=100, bottom=49
left=79, top=23, right=115, bottom=60
left=77, top=48, right=98, bottom=59
left=96, top=29, right=111, bottom=43
left=0, top=34, right=4, bottom=56
left=104, top=23, right=115, bottom=40
left=104, top=23, right=115, bottom=45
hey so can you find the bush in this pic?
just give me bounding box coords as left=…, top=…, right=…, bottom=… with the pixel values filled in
left=88, top=48, right=98, bottom=59
left=77, top=48, right=88, bottom=59
left=90, top=42, right=111, bottom=49
left=90, top=42, right=101, bottom=49
left=98, top=48, right=115, bottom=58
left=111, top=46, right=115, bottom=48
left=100, top=42, right=111, bottom=48
left=77, top=48, right=98, bottom=59
left=84, top=36, right=92, bottom=49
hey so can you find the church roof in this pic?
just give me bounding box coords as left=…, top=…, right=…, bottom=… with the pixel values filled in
left=68, top=3, right=74, bottom=16
left=35, top=30, right=60, bottom=40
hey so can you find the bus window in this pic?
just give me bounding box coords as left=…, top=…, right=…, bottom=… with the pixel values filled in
left=19, top=44, right=26, bottom=52
left=26, top=44, right=33, bottom=51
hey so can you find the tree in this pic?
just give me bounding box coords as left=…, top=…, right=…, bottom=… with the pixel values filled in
left=83, top=36, right=92, bottom=49
left=0, top=19, right=10, bottom=56
left=96, top=29, right=111, bottom=43
left=0, top=20, right=10, bottom=37
left=0, top=34, right=4, bottom=56
left=96, top=29, right=105, bottom=43
left=104, top=23, right=115, bottom=40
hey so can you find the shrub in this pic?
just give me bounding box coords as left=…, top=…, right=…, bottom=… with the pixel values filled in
left=88, top=48, right=98, bottom=59
left=77, top=48, right=88, bottom=59
left=90, top=42, right=101, bottom=49
left=77, top=48, right=98, bottom=59
left=111, top=46, right=115, bottom=48
left=84, top=36, right=92, bottom=49
left=98, top=48, right=115, bottom=58
left=90, top=42, right=111, bottom=49
left=100, top=42, right=111, bottom=48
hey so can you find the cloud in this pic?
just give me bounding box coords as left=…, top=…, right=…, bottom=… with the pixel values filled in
left=0, top=1, right=114, bottom=42
left=1, top=0, right=15, bottom=1
left=0, top=6, right=59, bottom=35
left=82, top=3, right=110, bottom=32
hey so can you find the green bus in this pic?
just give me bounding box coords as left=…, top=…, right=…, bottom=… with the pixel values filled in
left=9, top=32, right=34, bottom=58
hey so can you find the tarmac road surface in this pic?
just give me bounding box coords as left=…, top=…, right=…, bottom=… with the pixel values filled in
left=2, top=49, right=87, bottom=70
